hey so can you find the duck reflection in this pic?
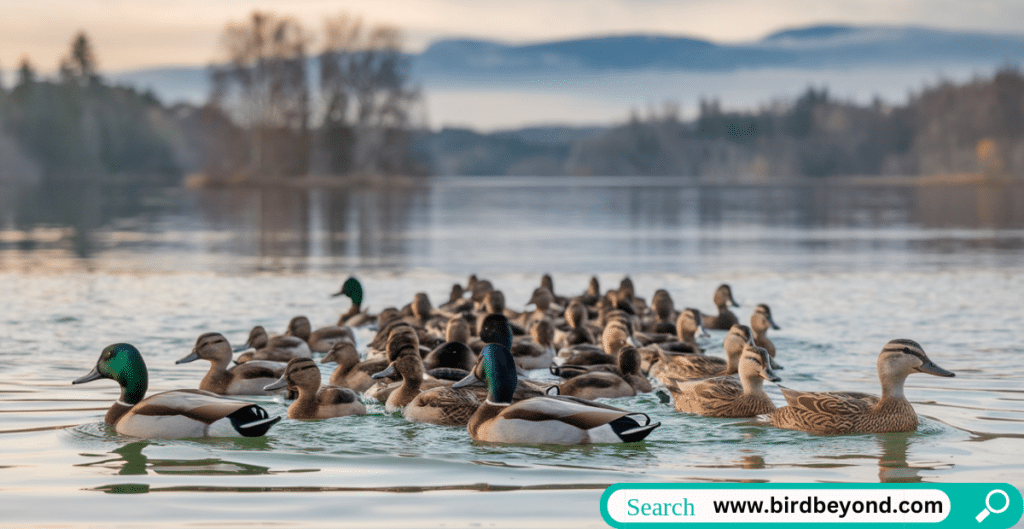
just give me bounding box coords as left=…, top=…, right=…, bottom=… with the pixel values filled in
left=78, top=440, right=271, bottom=476
left=876, top=432, right=923, bottom=483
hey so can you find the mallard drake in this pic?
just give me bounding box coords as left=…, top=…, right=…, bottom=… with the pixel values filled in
left=751, top=304, right=783, bottom=370
left=767, top=339, right=955, bottom=435
left=668, top=344, right=780, bottom=417
left=73, top=343, right=280, bottom=438
left=649, top=324, right=752, bottom=385
left=702, top=284, right=740, bottom=330
left=284, top=316, right=356, bottom=355
left=176, top=333, right=287, bottom=396
left=452, top=343, right=660, bottom=444
left=333, top=276, right=375, bottom=327
left=320, top=339, right=388, bottom=393
left=264, top=358, right=366, bottom=419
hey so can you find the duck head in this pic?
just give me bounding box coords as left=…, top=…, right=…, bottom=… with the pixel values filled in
left=265, top=357, right=320, bottom=393
left=73, top=343, right=149, bottom=405
left=286, top=316, right=312, bottom=342
left=677, top=308, right=709, bottom=339
left=479, top=314, right=513, bottom=351
left=453, top=343, right=517, bottom=405
left=739, top=344, right=781, bottom=384
left=752, top=304, right=781, bottom=331
left=177, top=332, right=233, bottom=367
left=714, top=284, right=740, bottom=309
left=334, top=277, right=363, bottom=306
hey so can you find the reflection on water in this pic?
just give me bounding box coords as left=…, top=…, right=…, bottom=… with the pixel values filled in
left=78, top=441, right=271, bottom=477
left=2, top=177, right=1024, bottom=274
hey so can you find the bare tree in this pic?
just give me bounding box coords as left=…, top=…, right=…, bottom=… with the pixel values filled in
left=211, top=11, right=311, bottom=178
left=317, top=14, right=420, bottom=175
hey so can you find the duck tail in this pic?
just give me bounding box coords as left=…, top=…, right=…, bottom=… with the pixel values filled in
left=228, top=405, right=281, bottom=437
left=610, top=413, right=661, bottom=443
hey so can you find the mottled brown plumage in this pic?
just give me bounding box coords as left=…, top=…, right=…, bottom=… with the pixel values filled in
left=669, top=345, right=779, bottom=417
left=264, top=358, right=365, bottom=419
left=768, top=339, right=955, bottom=435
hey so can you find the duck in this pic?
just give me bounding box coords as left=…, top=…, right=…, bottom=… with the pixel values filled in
left=511, top=319, right=556, bottom=370
left=284, top=315, right=356, bottom=355
left=234, top=325, right=311, bottom=364
left=551, top=346, right=652, bottom=394
left=333, top=276, right=375, bottom=327
left=751, top=303, right=783, bottom=370
left=643, top=289, right=678, bottom=334
left=554, top=300, right=596, bottom=350
left=176, top=332, right=287, bottom=396
left=423, top=317, right=476, bottom=371
left=263, top=358, right=366, bottom=419
left=649, top=324, right=753, bottom=385
left=451, top=343, right=660, bottom=445
left=554, top=347, right=651, bottom=399
left=72, top=343, right=280, bottom=438
left=667, top=344, right=780, bottom=417
left=766, top=339, right=955, bottom=435
left=702, top=284, right=740, bottom=330
left=320, top=339, right=388, bottom=393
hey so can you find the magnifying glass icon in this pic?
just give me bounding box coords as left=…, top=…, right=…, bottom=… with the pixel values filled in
left=976, top=489, right=1010, bottom=522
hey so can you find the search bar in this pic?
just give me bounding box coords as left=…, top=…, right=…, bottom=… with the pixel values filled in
left=600, top=483, right=1022, bottom=528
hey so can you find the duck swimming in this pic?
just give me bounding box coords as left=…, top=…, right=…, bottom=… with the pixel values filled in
left=766, top=339, right=955, bottom=434
left=264, top=358, right=366, bottom=419
left=73, top=343, right=280, bottom=438
left=452, top=343, right=660, bottom=445
left=750, top=303, right=783, bottom=370
left=668, top=344, right=780, bottom=418
left=702, top=284, right=740, bottom=330
left=176, top=332, right=287, bottom=396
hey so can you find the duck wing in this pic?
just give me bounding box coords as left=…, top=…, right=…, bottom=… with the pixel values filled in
left=231, top=361, right=285, bottom=380
left=121, top=389, right=279, bottom=438
left=779, top=386, right=878, bottom=415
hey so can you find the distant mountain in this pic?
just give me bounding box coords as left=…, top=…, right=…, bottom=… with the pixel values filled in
left=101, top=23, right=1024, bottom=126
left=414, top=25, right=1024, bottom=78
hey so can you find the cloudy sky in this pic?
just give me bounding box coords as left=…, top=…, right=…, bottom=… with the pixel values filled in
left=3, top=0, right=1023, bottom=72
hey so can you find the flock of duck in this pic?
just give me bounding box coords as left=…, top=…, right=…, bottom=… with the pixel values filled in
left=72, top=275, right=956, bottom=444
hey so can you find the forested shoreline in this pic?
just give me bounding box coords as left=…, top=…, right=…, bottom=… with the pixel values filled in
left=2, top=19, right=1023, bottom=185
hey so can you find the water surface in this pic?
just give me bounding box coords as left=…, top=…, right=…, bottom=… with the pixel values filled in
left=1, top=177, right=1023, bottom=527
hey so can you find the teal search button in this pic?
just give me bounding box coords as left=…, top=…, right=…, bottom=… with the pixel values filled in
left=600, top=483, right=1022, bottom=528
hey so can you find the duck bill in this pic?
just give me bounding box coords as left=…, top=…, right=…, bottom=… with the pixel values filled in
left=761, top=365, right=782, bottom=383
left=769, top=357, right=784, bottom=371
left=263, top=375, right=288, bottom=391
left=451, top=372, right=481, bottom=389
left=768, top=316, right=781, bottom=330
left=321, top=349, right=338, bottom=364
left=917, top=360, right=955, bottom=377
left=371, top=364, right=397, bottom=380
left=697, top=325, right=710, bottom=338
left=232, top=344, right=249, bottom=353
left=331, top=289, right=345, bottom=297
left=175, top=350, right=200, bottom=364
left=72, top=367, right=103, bottom=385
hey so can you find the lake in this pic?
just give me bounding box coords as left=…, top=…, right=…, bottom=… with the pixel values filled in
left=2, top=176, right=1023, bottom=528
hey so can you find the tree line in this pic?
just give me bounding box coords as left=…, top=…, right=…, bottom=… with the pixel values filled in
left=2, top=16, right=1023, bottom=184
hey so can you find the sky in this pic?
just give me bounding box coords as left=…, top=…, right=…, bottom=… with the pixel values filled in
left=2, top=0, right=1024, bottom=73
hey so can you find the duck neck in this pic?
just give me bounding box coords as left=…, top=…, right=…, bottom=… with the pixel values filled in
left=879, top=372, right=910, bottom=402
left=741, top=374, right=764, bottom=396
left=118, top=370, right=148, bottom=406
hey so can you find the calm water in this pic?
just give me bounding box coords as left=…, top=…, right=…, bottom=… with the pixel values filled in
left=2, top=177, right=1023, bottom=528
